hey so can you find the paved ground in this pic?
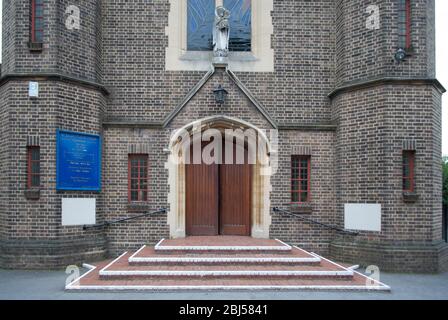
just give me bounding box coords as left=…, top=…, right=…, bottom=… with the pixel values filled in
left=0, top=267, right=447, bottom=300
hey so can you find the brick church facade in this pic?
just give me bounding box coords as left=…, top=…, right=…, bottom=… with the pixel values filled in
left=0, top=0, right=446, bottom=273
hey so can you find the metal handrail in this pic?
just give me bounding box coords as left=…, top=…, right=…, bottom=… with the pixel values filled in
left=272, top=207, right=359, bottom=236
left=83, top=208, right=167, bottom=230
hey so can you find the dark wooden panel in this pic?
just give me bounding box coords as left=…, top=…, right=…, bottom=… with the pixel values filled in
left=185, top=142, right=219, bottom=236
left=219, top=142, right=251, bottom=236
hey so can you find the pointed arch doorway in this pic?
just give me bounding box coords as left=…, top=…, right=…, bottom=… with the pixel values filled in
left=167, top=116, right=273, bottom=239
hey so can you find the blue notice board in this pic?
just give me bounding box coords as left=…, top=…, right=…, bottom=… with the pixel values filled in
left=56, top=130, right=102, bottom=191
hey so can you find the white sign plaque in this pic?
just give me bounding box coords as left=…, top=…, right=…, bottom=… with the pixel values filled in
left=344, top=203, right=382, bottom=232
left=29, top=81, right=39, bottom=97
left=62, top=198, right=96, bottom=226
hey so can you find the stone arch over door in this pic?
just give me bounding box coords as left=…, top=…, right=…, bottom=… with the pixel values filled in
left=166, top=116, right=273, bottom=239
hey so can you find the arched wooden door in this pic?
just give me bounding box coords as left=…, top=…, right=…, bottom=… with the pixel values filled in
left=186, top=139, right=251, bottom=236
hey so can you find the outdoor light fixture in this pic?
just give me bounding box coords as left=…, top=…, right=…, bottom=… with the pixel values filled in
left=213, top=85, right=228, bottom=104
left=394, top=48, right=407, bottom=63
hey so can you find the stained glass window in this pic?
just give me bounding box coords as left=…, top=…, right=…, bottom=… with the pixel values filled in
left=187, top=0, right=215, bottom=51
left=224, top=0, right=251, bottom=52
left=187, top=0, right=252, bottom=52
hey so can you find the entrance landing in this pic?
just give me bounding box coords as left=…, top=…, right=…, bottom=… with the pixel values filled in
left=156, top=236, right=289, bottom=250
left=66, top=237, right=391, bottom=292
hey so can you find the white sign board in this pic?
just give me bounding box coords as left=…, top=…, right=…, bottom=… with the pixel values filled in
left=344, top=203, right=381, bottom=232
left=62, top=198, right=96, bottom=226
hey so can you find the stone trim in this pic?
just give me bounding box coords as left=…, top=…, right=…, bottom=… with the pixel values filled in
left=0, top=73, right=109, bottom=95
left=328, top=77, right=446, bottom=98
left=226, top=68, right=277, bottom=128
left=103, top=120, right=337, bottom=132
left=162, top=67, right=216, bottom=127
left=161, top=66, right=278, bottom=129
left=403, top=192, right=419, bottom=203
left=290, top=203, right=313, bottom=214
left=278, top=123, right=337, bottom=131
left=127, top=203, right=151, bottom=212
left=24, top=188, right=41, bottom=200
left=166, top=116, right=273, bottom=239
left=28, top=42, right=43, bottom=52
left=103, top=121, right=163, bottom=129
left=165, top=0, right=274, bottom=72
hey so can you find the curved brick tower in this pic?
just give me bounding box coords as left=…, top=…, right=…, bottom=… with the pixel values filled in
left=0, top=0, right=107, bottom=268
left=330, top=0, right=447, bottom=272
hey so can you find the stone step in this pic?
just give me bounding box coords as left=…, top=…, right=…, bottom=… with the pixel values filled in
left=129, top=245, right=321, bottom=266
left=99, top=252, right=353, bottom=280
left=65, top=239, right=391, bottom=292
left=67, top=262, right=390, bottom=291
left=153, top=238, right=292, bottom=254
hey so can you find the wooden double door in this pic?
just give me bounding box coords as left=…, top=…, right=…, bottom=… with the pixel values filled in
left=186, top=140, right=252, bottom=236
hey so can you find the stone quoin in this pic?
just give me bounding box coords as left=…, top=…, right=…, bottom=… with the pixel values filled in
left=0, top=0, right=446, bottom=274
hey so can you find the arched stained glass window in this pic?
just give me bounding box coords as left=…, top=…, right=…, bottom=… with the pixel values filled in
left=187, top=0, right=252, bottom=52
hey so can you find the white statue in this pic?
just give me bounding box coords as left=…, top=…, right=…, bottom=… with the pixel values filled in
left=213, top=6, right=230, bottom=58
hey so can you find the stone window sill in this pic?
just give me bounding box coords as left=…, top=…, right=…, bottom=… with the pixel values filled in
left=179, top=51, right=258, bottom=62
left=290, top=203, right=313, bottom=214
left=28, top=42, right=43, bottom=52
left=127, top=203, right=151, bottom=212
left=24, top=188, right=41, bottom=200
left=405, top=46, right=415, bottom=56
left=403, top=192, right=419, bottom=203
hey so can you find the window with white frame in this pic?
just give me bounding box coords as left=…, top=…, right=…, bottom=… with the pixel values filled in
left=165, top=0, right=273, bottom=72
